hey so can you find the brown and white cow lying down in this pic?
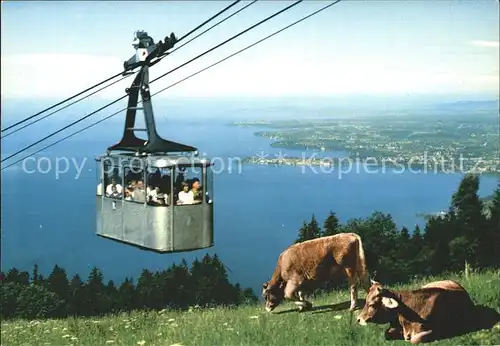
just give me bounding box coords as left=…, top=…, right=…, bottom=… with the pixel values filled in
left=356, top=279, right=476, bottom=344
left=262, top=233, right=370, bottom=313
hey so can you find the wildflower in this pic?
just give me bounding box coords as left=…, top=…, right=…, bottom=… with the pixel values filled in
left=223, top=322, right=228, bottom=326
left=71, top=337, right=78, bottom=341
left=249, top=315, right=259, bottom=319
left=137, top=341, right=146, bottom=346
left=334, top=315, right=342, bottom=320
left=62, top=327, right=68, bottom=331
left=169, top=344, right=184, bottom=346
left=159, top=309, right=167, bottom=314
left=62, top=334, right=71, bottom=338
left=167, top=318, right=175, bottom=322
left=106, top=341, right=115, bottom=344
left=227, top=328, right=234, bottom=331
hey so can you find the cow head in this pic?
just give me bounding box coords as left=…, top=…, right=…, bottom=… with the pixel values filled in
left=262, top=280, right=285, bottom=312
left=357, top=279, right=399, bottom=326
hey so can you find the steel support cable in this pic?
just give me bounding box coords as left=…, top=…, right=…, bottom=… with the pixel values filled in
left=150, top=0, right=303, bottom=84
left=152, top=0, right=258, bottom=63
left=0, top=0, right=242, bottom=134
left=1, top=0, right=341, bottom=172
left=0, top=71, right=129, bottom=134
left=1, top=1, right=258, bottom=139
left=1, top=0, right=302, bottom=164
left=176, top=0, right=241, bottom=42
left=1, top=73, right=134, bottom=139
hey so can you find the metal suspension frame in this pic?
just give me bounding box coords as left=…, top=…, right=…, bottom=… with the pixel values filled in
left=107, top=64, right=197, bottom=155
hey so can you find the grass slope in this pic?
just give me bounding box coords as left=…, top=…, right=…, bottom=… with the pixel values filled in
left=2, top=270, right=500, bottom=346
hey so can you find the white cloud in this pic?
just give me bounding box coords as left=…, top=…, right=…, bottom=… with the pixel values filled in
left=470, top=40, right=500, bottom=48
left=1, top=54, right=125, bottom=99
left=1, top=51, right=498, bottom=100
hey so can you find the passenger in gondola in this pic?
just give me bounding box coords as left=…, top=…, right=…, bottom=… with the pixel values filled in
left=191, top=178, right=202, bottom=204
left=177, top=181, right=194, bottom=205
left=124, top=188, right=133, bottom=201
left=128, top=180, right=137, bottom=191
left=109, top=185, right=122, bottom=199
left=147, top=186, right=160, bottom=203
left=106, top=178, right=123, bottom=196
left=156, top=193, right=167, bottom=206
left=133, top=179, right=146, bottom=203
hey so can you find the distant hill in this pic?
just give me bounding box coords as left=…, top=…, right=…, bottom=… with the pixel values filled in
left=433, top=100, right=499, bottom=111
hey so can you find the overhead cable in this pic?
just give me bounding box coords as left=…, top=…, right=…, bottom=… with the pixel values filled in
left=1, top=0, right=302, bottom=164
left=1, top=1, right=258, bottom=139
left=1, top=0, right=342, bottom=172
left=1, top=73, right=133, bottom=139
left=0, top=0, right=242, bottom=134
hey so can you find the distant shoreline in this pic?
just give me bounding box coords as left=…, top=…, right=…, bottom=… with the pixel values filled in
left=241, top=156, right=500, bottom=176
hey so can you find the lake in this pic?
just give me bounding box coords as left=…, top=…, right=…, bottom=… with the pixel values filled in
left=1, top=115, right=497, bottom=295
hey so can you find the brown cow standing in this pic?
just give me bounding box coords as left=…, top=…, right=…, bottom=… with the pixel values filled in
left=356, top=279, right=477, bottom=344
left=262, top=233, right=370, bottom=312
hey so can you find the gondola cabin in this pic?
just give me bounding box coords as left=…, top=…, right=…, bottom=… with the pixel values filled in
left=95, top=30, right=214, bottom=253
left=96, top=153, right=214, bottom=253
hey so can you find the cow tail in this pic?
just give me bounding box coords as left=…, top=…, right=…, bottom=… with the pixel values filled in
left=355, top=234, right=370, bottom=291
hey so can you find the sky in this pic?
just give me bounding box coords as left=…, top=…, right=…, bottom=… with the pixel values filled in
left=1, top=0, right=499, bottom=100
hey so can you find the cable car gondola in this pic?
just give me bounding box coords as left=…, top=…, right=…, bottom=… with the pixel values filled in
left=95, top=31, right=214, bottom=253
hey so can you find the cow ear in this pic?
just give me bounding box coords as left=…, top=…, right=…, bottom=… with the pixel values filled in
left=263, top=282, right=268, bottom=289
left=381, top=297, right=398, bottom=309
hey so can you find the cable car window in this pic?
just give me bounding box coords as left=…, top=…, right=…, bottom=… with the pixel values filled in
left=205, top=164, right=213, bottom=204
left=123, top=165, right=146, bottom=204
left=146, top=166, right=171, bottom=206
left=174, top=165, right=203, bottom=206
left=103, top=162, right=123, bottom=200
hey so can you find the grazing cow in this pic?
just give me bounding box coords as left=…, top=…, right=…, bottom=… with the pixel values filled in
left=262, top=233, right=370, bottom=313
left=356, top=279, right=476, bottom=344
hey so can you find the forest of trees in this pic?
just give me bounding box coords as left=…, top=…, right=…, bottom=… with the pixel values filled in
left=1, top=254, right=257, bottom=320
left=1, top=174, right=499, bottom=320
left=295, top=174, right=500, bottom=287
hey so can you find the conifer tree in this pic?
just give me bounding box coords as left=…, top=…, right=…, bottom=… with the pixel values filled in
left=322, top=211, right=340, bottom=236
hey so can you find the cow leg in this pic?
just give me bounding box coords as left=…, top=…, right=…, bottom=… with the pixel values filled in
left=298, top=290, right=313, bottom=311
left=410, top=330, right=433, bottom=344
left=285, top=281, right=310, bottom=312
left=345, top=268, right=359, bottom=311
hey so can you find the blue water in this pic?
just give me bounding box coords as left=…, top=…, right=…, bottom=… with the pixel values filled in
left=1, top=117, right=498, bottom=295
